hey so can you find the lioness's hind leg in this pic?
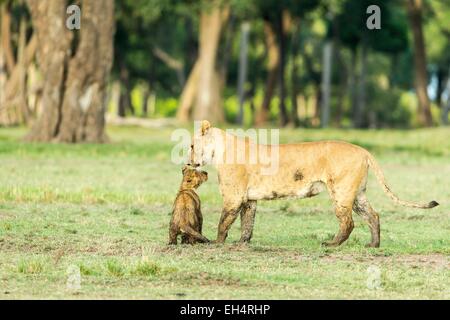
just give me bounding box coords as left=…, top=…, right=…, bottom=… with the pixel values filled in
left=353, top=193, right=380, bottom=248
left=239, top=201, right=257, bottom=244
left=323, top=179, right=358, bottom=247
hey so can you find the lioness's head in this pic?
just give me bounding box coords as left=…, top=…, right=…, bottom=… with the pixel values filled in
left=189, top=120, right=217, bottom=167
left=180, top=165, right=208, bottom=190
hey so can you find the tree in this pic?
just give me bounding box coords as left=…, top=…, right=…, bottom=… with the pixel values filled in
left=112, top=0, right=188, bottom=118
left=193, top=5, right=227, bottom=122
left=177, top=3, right=229, bottom=123
left=25, top=0, right=115, bottom=143
left=337, top=0, right=409, bottom=128
left=236, top=22, right=250, bottom=125
left=425, top=0, right=450, bottom=125
left=1, top=1, right=14, bottom=74
left=320, top=12, right=333, bottom=128
left=254, top=0, right=319, bottom=126
left=255, top=18, right=279, bottom=126
left=407, top=0, right=433, bottom=126
left=0, top=1, right=37, bottom=126
left=443, top=66, right=450, bottom=125
left=289, top=18, right=301, bottom=126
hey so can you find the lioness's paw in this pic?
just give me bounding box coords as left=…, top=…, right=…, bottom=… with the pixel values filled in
left=321, top=241, right=339, bottom=247
left=365, top=242, right=380, bottom=248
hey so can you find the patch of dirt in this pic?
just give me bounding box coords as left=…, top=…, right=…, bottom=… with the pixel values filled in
left=168, top=271, right=243, bottom=287
left=2, top=235, right=448, bottom=272
left=0, top=211, right=15, bottom=218
left=0, top=236, right=144, bottom=257
left=320, top=253, right=449, bottom=270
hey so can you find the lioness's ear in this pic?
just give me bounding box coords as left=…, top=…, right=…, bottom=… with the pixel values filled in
left=201, top=171, right=208, bottom=182
left=201, top=120, right=211, bottom=136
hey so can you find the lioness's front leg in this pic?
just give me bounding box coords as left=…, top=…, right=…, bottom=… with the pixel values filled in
left=239, top=200, right=257, bottom=243
left=216, top=202, right=243, bottom=243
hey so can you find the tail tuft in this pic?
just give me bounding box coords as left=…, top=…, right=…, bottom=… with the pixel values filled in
left=367, top=151, right=439, bottom=210
left=428, top=201, right=439, bottom=208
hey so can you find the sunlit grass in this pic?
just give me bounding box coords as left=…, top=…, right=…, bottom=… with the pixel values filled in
left=0, top=125, right=448, bottom=299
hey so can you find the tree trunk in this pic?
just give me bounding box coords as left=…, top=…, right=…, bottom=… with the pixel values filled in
left=110, top=81, right=121, bottom=117
left=0, top=34, right=37, bottom=126
left=177, top=60, right=200, bottom=122
left=142, top=86, right=150, bottom=117
left=184, top=17, right=197, bottom=69
left=335, top=70, right=345, bottom=127
left=436, top=67, right=445, bottom=108
left=442, top=66, right=450, bottom=125
left=349, top=49, right=357, bottom=127
left=14, top=17, right=29, bottom=124
left=0, top=31, right=6, bottom=119
left=353, top=43, right=368, bottom=128
left=1, top=1, right=15, bottom=75
left=276, top=11, right=290, bottom=127
left=443, top=100, right=450, bottom=126
left=118, top=62, right=133, bottom=118
left=153, top=46, right=185, bottom=88
left=177, top=6, right=227, bottom=124
left=255, top=21, right=279, bottom=126
left=193, top=7, right=224, bottom=123
left=236, top=22, right=250, bottom=125
left=26, top=0, right=115, bottom=143
left=407, top=0, right=433, bottom=126
left=290, top=20, right=301, bottom=127
left=312, top=87, right=321, bottom=127
left=219, top=12, right=235, bottom=88
left=27, top=63, right=42, bottom=116
left=0, top=1, right=22, bottom=126
left=320, top=40, right=333, bottom=128
left=1, top=4, right=37, bottom=127
left=334, top=36, right=346, bottom=127
left=24, top=1, right=72, bottom=141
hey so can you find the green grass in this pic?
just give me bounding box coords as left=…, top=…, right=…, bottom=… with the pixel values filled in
left=0, top=125, right=449, bottom=299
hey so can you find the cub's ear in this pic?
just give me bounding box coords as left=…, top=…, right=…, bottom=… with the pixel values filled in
left=182, top=165, right=189, bottom=175
left=201, top=120, right=211, bottom=136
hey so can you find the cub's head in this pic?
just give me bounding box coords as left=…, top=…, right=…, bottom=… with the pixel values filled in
left=189, top=120, right=216, bottom=167
left=181, top=165, right=208, bottom=190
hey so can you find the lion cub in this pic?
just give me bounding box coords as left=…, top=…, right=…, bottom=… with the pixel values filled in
left=169, top=165, right=209, bottom=245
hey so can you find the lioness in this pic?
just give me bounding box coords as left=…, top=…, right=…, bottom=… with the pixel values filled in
left=169, top=165, right=210, bottom=245
left=189, top=120, right=439, bottom=248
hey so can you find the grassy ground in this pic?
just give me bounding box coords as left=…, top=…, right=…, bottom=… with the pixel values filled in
left=0, top=125, right=449, bottom=299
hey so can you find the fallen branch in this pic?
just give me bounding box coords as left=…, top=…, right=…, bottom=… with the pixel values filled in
left=152, top=46, right=185, bottom=87
left=105, top=115, right=178, bottom=129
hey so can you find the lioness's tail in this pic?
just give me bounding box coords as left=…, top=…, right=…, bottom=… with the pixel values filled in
left=366, top=152, right=439, bottom=209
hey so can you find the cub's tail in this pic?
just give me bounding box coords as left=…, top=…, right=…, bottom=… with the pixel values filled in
left=180, top=226, right=210, bottom=243
left=366, top=152, right=439, bottom=209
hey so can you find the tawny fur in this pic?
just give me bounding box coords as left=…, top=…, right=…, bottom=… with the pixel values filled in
left=169, top=166, right=210, bottom=245
left=189, top=120, right=439, bottom=248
